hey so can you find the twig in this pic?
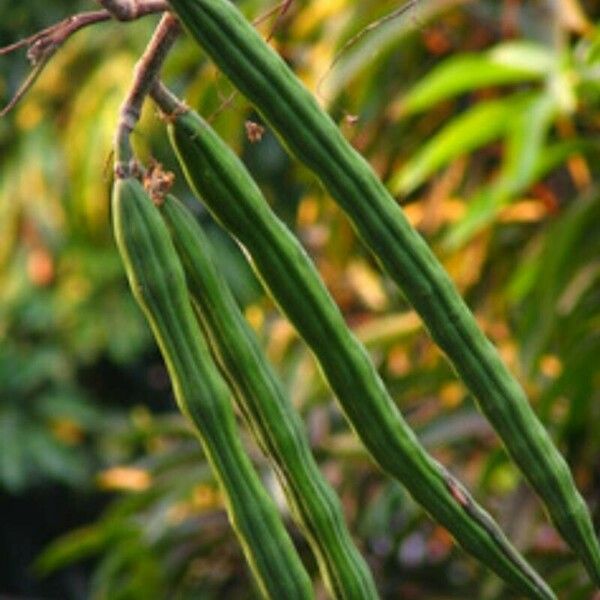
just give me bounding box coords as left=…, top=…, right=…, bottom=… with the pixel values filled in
left=151, top=80, right=188, bottom=116
left=0, top=61, right=47, bottom=118
left=207, top=0, right=295, bottom=122
left=0, top=11, right=113, bottom=117
left=95, top=0, right=169, bottom=21
left=253, top=0, right=295, bottom=34
left=265, top=0, right=294, bottom=43
left=115, top=13, right=181, bottom=174
left=316, top=0, right=419, bottom=101
left=0, top=11, right=109, bottom=59
left=0, top=2, right=169, bottom=117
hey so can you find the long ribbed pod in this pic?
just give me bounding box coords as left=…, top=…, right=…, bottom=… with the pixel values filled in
left=159, top=193, right=379, bottom=599
left=165, top=0, right=600, bottom=586
left=112, top=175, right=313, bottom=600
left=160, top=100, right=554, bottom=599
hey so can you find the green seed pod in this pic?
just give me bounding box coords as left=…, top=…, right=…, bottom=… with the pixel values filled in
left=161, top=102, right=554, bottom=600
left=166, top=0, right=600, bottom=586
left=112, top=175, right=313, bottom=600
left=160, top=193, right=378, bottom=599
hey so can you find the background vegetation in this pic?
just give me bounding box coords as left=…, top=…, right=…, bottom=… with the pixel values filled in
left=1, top=0, right=599, bottom=597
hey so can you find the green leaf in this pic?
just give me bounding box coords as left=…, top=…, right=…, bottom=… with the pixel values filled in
left=0, top=407, right=27, bottom=492
left=35, top=526, right=109, bottom=575
left=514, top=189, right=600, bottom=371
left=389, top=95, right=531, bottom=195
left=443, top=96, right=599, bottom=249
left=400, top=41, right=554, bottom=115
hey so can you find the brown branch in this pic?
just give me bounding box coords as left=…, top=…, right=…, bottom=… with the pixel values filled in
left=115, top=13, right=181, bottom=174
left=1, top=60, right=47, bottom=118
left=0, top=12, right=108, bottom=59
left=0, top=11, right=113, bottom=117
left=0, top=2, right=169, bottom=117
left=95, top=0, right=169, bottom=21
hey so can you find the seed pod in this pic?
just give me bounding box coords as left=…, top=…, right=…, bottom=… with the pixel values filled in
left=166, top=0, right=600, bottom=586
left=112, top=175, right=313, bottom=600
left=160, top=101, right=554, bottom=600
left=160, top=193, right=378, bottom=599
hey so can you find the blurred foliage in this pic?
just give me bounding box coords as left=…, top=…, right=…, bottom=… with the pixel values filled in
left=2, top=0, right=600, bottom=598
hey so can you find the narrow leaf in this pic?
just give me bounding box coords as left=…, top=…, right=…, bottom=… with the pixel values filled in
left=401, top=41, right=554, bottom=115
